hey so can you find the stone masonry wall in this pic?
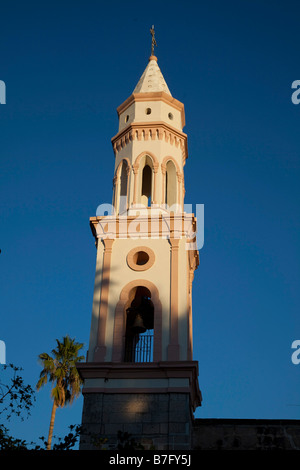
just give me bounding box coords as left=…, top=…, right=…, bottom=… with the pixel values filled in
left=79, top=392, right=193, bottom=450
left=192, top=419, right=300, bottom=450
left=79, top=393, right=300, bottom=451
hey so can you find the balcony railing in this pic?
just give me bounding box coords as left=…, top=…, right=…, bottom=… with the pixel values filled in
left=124, top=332, right=153, bottom=363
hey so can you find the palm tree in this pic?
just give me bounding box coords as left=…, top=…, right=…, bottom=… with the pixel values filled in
left=36, top=335, right=85, bottom=450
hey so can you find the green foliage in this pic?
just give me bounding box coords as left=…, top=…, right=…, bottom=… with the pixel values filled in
left=0, top=354, right=85, bottom=451
left=0, top=424, right=31, bottom=450
left=0, top=364, right=35, bottom=421
left=36, top=335, right=85, bottom=408
left=38, top=424, right=83, bottom=450
left=36, top=335, right=85, bottom=450
left=0, top=423, right=83, bottom=450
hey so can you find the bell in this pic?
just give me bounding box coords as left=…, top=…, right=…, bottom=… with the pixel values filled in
left=131, top=313, right=146, bottom=334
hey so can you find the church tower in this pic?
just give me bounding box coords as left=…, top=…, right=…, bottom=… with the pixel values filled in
left=78, top=29, right=202, bottom=450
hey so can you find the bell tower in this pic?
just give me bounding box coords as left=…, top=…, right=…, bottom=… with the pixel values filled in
left=78, top=29, right=202, bottom=450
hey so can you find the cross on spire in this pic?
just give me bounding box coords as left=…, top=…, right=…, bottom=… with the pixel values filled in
left=150, top=25, right=157, bottom=56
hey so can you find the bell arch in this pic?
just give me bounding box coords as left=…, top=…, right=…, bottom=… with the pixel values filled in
left=165, top=160, right=177, bottom=208
left=132, top=151, right=159, bottom=206
left=141, top=162, right=152, bottom=207
left=124, top=286, right=154, bottom=362
left=113, top=158, right=131, bottom=214
left=161, top=156, right=183, bottom=210
left=112, top=279, right=162, bottom=362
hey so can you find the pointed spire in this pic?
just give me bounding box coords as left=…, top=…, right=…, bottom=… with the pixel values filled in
left=133, top=26, right=172, bottom=96
left=133, top=57, right=172, bottom=95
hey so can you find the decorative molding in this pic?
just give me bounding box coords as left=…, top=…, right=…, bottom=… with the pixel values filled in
left=77, top=360, right=202, bottom=411
left=111, top=121, right=188, bottom=163
left=89, top=213, right=199, bottom=276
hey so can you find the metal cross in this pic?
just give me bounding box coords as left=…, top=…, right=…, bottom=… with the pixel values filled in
left=150, top=25, right=157, bottom=56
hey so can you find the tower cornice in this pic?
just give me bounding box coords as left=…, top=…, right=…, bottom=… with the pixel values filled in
left=111, top=120, right=188, bottom=162
left=77, top=360, right=202, bottom=412
left=89, top=212, right=199, bottom=271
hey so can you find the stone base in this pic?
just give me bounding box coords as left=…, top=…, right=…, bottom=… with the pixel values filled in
left=79, top=392, right=193, bottom=450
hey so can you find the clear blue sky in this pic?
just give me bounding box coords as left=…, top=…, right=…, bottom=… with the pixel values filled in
left=1, top=0, right=299, bottom=448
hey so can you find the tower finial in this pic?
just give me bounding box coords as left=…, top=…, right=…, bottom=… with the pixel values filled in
left=150, top=25, right=157, bottom=57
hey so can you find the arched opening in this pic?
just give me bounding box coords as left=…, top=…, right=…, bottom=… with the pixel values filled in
left=165, top=160, right=177, bottom=208
left=119, top=160, right=128, bottom=213
left=112, top=279, right=162, bottom=363
left=141, top=164, right=152, bottom=207
left=124, top=286, right=154, bottom=363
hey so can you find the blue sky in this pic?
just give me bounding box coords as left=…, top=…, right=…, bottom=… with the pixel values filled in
left=1, top=0, right=299, bottom=448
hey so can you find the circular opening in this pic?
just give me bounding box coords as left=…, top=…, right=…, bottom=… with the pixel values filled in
left=145, top=108, right=152, bottom=115
left=125, top=114, right=129, bottom=123
left=133, top=251, right=149, bottom=266
left=168, top=112, right=173, bottom=120
left=127, top=247, right=155, bottom=271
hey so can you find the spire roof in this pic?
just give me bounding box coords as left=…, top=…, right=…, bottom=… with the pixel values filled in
left=133, top=56, right=172, bottom=96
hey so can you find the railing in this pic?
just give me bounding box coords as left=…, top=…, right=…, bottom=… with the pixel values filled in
left=124, top=332, right=153, bottom=363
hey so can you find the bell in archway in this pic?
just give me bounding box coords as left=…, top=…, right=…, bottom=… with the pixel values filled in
left=131, top=312, right=146, bottom=334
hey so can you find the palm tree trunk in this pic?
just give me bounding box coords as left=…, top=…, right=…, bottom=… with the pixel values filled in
left=47, top=401, right=57, bottom=450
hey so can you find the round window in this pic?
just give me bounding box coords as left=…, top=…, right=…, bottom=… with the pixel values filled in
left=133, top=251, right=149, bottom=266
left=146, top=108, right=152, bottom=115
left=127, top=247, right=155, bottom=271
left=168, top=112, right=174, bottom=120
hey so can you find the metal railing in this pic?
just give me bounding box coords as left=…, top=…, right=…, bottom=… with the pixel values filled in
left=124, top=332, right=153, bottom=363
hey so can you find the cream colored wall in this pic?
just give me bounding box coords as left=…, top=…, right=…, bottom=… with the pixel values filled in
left=178, top=238, right=189, bottom=360
left=118, top=102, right=135, bottom=132
left=88, top=240, right=104, bottom=358
left=118, top=99, right=183, bottom=132
left=88, top=234, right=192, bottom=363
left=104, top=238, right=171, bottom=362
left=134, top=100, right=182, bottom=131
left=88, top=236, right=191, bottom=363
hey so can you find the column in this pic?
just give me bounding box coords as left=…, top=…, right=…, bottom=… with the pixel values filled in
left=94, top=238, right=114, bottom=362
